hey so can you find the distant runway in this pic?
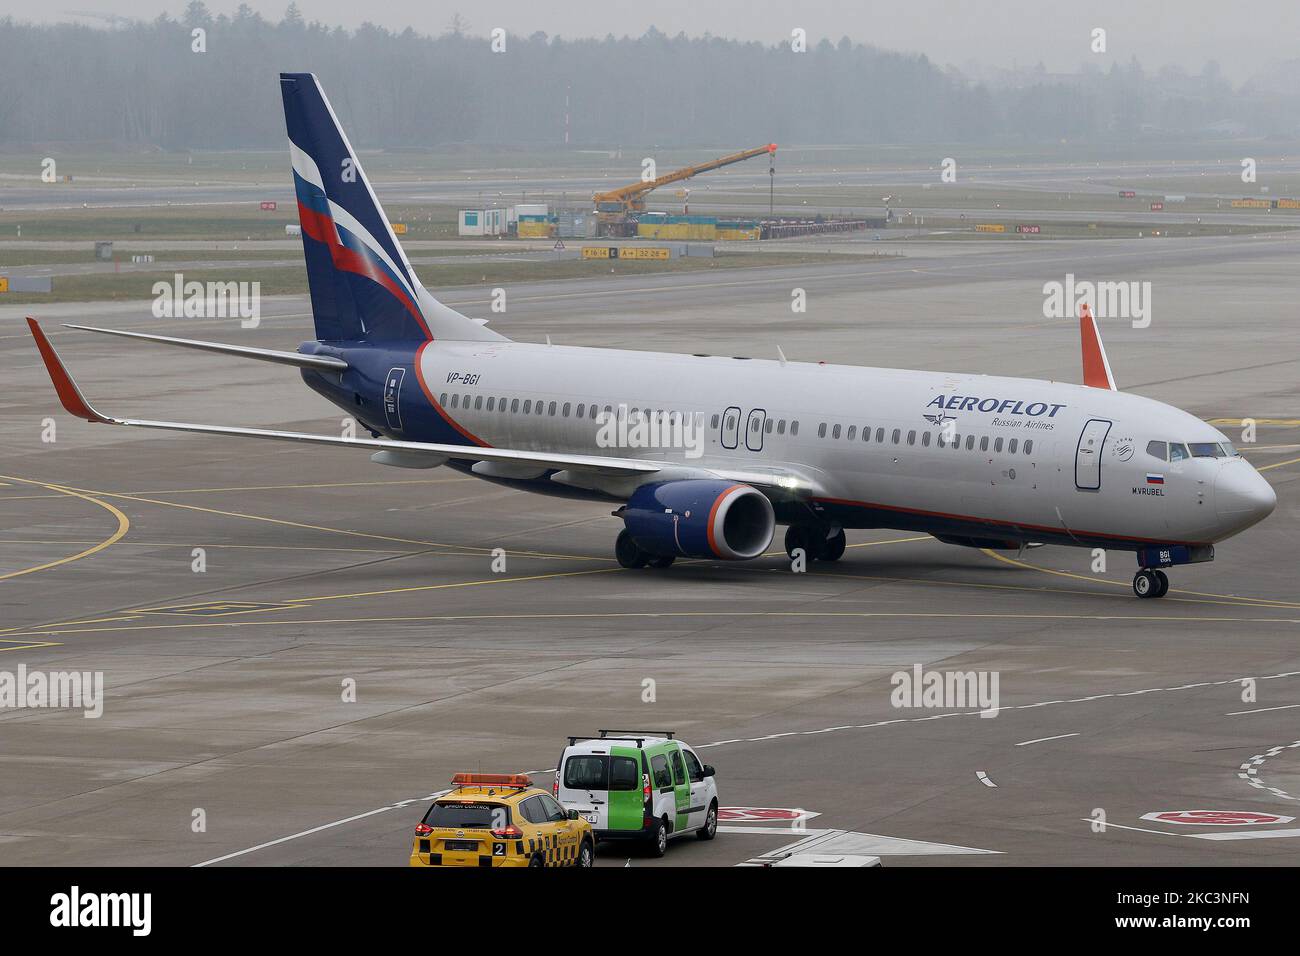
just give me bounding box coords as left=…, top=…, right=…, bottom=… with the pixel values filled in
left=1, top=232, right=1297, bottom=866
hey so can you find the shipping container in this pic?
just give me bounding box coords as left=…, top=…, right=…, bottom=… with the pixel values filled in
left=458, top=210, right=485, bottom=237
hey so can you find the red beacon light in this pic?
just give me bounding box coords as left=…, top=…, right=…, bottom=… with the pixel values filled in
left=451, top=772, right=533, bottom=790
left=414, top=823, right=432, bottom=836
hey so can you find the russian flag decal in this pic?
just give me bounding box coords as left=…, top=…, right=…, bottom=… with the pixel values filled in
left=1146, top=473, right=1165, bottom=485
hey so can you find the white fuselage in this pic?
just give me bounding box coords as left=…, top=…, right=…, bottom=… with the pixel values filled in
left=415, top=339, right=1274, bottom=551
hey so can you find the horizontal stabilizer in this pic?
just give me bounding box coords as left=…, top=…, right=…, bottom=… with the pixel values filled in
left=63, top=323, right=347, bottom=371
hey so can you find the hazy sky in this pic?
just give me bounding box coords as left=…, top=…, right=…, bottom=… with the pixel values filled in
left=17, top=0, right=1299, bottom=83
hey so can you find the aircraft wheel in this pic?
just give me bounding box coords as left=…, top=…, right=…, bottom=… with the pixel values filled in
left=784, top=524, right=823, bottom=562
left=616, top=529, right=648, bottom=569
left=821, top=528, right=847, bottom=562
left=647, top=554, right=676, bottom=568
left=1153, top=569, right=1170, bottom=598
left=1133, top=569, right=1159, bottom=599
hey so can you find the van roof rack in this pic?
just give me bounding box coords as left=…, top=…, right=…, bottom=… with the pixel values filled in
left=599, top=729, right=674, bottom=741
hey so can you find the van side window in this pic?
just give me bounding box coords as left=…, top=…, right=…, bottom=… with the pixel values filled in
left=683, top=750, right=705, bottom=783
left=610, top=756, right=639, bottom=791
left=651, top=753, right=672, bottom=790
left=669, top=749, right=686, bottom=785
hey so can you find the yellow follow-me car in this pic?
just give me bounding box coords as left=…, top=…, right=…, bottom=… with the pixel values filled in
left=410, top=773, right=596, bottom=868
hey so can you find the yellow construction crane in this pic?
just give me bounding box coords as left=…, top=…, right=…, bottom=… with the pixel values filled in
left=592, top=144, right=776, bottom=234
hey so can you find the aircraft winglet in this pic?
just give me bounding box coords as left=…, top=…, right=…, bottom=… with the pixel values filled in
left=27, top=318, right=111, bottom=423
left=1078, top=303, right=1117, bottom=390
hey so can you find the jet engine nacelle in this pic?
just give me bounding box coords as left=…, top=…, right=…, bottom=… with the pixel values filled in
left=623, top=480, right=775, bottom=560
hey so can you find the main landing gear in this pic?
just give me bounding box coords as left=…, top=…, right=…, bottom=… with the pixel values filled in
left=1133, top=568, right=1170, bottom=599
left=615, top=529, right=675, bottom=569
left=784, top=524, right=846, bottom=562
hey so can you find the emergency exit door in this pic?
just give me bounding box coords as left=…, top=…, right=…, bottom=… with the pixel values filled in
left=1074, top=418, right=1111, bottom=490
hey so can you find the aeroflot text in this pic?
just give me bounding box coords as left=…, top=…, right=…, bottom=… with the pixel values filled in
left=927, top=395, right=1067, bottom=417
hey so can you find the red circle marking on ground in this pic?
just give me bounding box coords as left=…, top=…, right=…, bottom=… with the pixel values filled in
left=1140, top=810, right=1295, bottom=826
left=718, top=807, right=808, bottom=822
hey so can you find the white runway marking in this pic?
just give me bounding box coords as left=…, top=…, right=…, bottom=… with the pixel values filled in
left=976, top=771, right=998, bottom=787
left=1237, top=739, right=1300, bottom=802
left=1016, top=732, right=1080, bottom=747
left=1190, top=828, right=1300, bottom=841
left=1226, top=703, right=1300, bottom=716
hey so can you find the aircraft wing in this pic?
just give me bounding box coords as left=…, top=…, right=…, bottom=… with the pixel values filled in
left=28, top=317, right=822, bottom=495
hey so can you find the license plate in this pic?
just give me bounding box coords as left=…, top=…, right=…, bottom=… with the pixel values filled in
left=444, top=839, right=478, bottom=852
left=584, top=813, right=599, bottom=824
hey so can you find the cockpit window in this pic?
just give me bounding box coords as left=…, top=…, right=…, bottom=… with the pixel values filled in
left=1189, top=442, right=1225, bottom=458
left=1221, top=441, right=1240, bottom=457
left=1168, top=443, right=1190, bottom=462
left=1145, top=441, right=1167, bottom=461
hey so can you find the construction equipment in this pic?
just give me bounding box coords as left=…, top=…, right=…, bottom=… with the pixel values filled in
left=592, top=144, right=775, bottom=236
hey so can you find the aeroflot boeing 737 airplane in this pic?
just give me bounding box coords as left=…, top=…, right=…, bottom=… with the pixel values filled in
left=27, top=73, right=1277, bottom=599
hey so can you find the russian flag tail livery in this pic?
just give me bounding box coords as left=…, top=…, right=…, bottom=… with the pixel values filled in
left=279, top=73, right=504, bottom=345
left=1078, top=302, right=1118, bottom=390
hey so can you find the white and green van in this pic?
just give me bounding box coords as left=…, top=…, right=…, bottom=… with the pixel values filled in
left=554, top=730, right=719, bottom=857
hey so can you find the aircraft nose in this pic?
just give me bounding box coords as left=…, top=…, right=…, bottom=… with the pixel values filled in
left=1215, top=460, right=1276, bottom=531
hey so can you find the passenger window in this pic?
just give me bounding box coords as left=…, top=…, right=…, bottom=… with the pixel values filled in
left=669, top=749, right=686, bottom=785
left=1169, top=443, right=1189, bottom=462
left=520, top=796, right=545, bottom=824
left=590, top=405, right=598, bottom=419
left=536, top=401, right=544, bottom=415
left=1024, top=440, right=1033, bottom=454
left=450, top=394, right=459, bottom=408
left=777, top=420, right=786, bottom=435
left=863, top=426, right=871, bottom=442
left=907, top=430, right=916, bottom=445
left=473, top=396, right=482, bottom=410
left=1008, top=438, right=1018, bottom=453
left=711, top=414, right=720, bottom=428
left=876, top=428, right=884, bottom=443
left=548, top=401, right=557, bottom=416
left=463, top=394, right=471, bottom=408
left=538, top=794, right=568, bottom=822
left=562, top=403, right=571, bottom=417
left=511, top=398, right=520, bottom=413
left=1146, top=440, right=1166, bottom=460
left=832, top=424, right=841, bottom=439
left=952, top=435, right=961, bottom=450
left=980, top=436, right=989, bottom=451
left=818, top=423, right=827, bottom=438
left=847, top=425, right=856, bottom=440
left=994, top=437, right=1003, bottom=452
left=610, top=756, right=639, bottom=791
left=486, top=397, right=495, bottom=411
left=922, top=432, right=931, bottom=447
left=522, top=400, right=531, bottom=414
left=576, top=403, right=585, bottom=418
left=966, top=435, right=975, bottom=450
left=727, top=415, right=736, bottom=430
left=791, top=421, right=799, bottom=436
left=439, top=392, right=448, bottom=406
left=651, top=754, right=672, bottom=790
left=753, top=418, right=762, bottom=433
left=765, top=418, right=774, bottom=434
left=891, top=429, right=900, bottom=444
left=683, top=750, right=705, bottom=783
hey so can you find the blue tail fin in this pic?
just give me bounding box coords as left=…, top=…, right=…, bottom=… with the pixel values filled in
left=280, top=72, right=504, bottom=345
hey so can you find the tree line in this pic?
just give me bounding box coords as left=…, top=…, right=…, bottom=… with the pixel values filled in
left=0, top=3, right=1290, bottom=151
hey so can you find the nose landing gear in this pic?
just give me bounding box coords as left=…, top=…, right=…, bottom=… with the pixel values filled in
left=1133, top=568, right=1170, bottom=599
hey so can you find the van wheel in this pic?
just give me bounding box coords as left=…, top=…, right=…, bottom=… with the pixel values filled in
left=648, top=818, right=668, bottom=857
left=577, top=839, right=595, bottom=868
left=529, top=854, right=545, bottom=868
left=697, top=801, right=718, bottom=840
